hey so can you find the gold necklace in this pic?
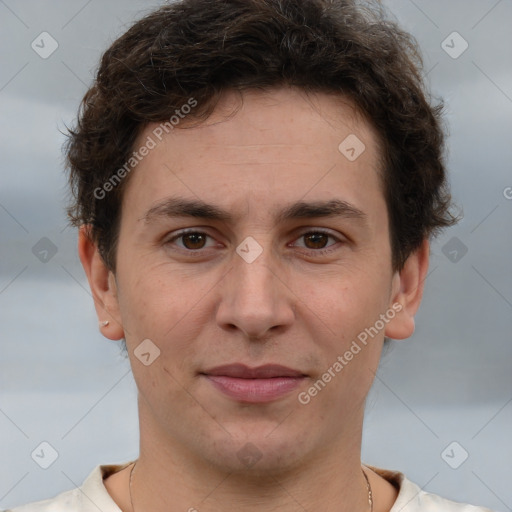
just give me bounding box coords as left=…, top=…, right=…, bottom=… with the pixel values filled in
left=129, top=461, right=373, bottom=511
left=362, top=466, right=374, bottom=511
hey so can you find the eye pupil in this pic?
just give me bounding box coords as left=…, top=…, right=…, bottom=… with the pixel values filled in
left=183, top=233, right=206, bottom=250
left=305, top=233, right=328, bottom=249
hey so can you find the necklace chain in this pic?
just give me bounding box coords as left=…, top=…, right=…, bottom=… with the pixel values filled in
left=129, top=461, right=373, bottom=511
left=129, top=461, right=136, bottom=512
left=362, top=466, right=374, bottom=511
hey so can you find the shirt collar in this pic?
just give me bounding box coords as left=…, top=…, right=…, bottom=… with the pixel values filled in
left=86, top=461, right=418, bottom=511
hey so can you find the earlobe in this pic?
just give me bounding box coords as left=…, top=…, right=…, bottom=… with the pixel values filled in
left=385, top=239, right=430, bottom=341
left=77, top=225, right=125, bottom=340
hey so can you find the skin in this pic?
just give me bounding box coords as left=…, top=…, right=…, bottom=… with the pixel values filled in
left=79, top=87, right=429, bottom=512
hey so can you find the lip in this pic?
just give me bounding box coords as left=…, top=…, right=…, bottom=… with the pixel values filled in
left=200, top=364, right=307, bottom=403
left=202, top=363, right=306, bottom=379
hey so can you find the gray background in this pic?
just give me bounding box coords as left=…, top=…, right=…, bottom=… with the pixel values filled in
left=0, top=0, right=511, bottom=510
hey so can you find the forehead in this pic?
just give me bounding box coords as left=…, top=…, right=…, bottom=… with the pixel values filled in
left=121, top=87, right=385, bottom=226
left=177, top=88, right=379, bottom=158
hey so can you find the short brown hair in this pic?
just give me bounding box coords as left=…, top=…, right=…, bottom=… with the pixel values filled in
left=65, top=0, right=457, bottom=272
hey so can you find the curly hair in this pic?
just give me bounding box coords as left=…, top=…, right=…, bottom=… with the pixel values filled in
left=65, top=0, right=457, bottom=272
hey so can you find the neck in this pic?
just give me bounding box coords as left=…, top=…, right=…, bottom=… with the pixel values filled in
left=130, top=406, right=371, bottom=512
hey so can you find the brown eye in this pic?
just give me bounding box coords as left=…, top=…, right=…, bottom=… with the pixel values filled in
left=303, top=232, right=330, bottom=249
left=291, top=230, right=343, bottom=255
left=165, top=230, right=216, bottom=252
left=181, top=233, right=207, bottom=250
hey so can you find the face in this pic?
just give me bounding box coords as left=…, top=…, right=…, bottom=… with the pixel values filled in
left=84, top=87, right=423, bottom=475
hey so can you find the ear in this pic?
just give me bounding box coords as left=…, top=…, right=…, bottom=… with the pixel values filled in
left=77, top=224, right=125, bottom=340
left=385, top=239, right=430, bottom=340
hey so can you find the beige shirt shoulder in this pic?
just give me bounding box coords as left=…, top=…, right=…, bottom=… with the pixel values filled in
left=5, top=462, right=495, bottom=512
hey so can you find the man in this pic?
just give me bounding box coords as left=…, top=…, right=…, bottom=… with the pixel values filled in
left=9, top=0, right=493, bottom=510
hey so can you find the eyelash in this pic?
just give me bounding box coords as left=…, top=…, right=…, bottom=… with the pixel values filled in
left=164, top=228, right=343, bottom=256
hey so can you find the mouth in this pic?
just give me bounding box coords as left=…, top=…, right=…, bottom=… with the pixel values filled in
left=200, top=364, right=308, bottom=403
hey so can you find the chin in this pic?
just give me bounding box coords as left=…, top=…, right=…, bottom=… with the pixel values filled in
left=196, top=423, right=314, bottom=477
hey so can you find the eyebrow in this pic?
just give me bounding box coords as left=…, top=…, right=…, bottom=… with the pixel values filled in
left=140, top=196, right=367, bottom=225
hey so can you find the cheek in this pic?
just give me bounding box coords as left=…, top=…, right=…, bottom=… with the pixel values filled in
left=116, top=261, right=188, bottom=332
left=117, top=270, right=213, bottom=375
left=307, top=263, right=391, bottom=337
left=301, top=267, right=390, bottom=398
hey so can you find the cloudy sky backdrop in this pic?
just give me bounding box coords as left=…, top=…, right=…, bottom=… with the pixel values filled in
left=0, top=0, right=511, bottom=510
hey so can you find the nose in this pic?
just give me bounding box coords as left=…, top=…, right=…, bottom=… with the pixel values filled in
left=215, top=242, right=295, bottom=340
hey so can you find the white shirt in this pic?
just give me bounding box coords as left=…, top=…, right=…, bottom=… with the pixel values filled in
left=5, top=462, right=494, bottom=511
